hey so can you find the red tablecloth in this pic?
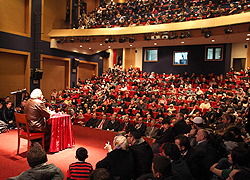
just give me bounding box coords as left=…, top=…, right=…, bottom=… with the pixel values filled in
left=47, top=114, right=75, bottom=152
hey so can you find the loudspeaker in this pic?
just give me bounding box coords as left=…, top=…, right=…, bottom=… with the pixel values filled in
left=33, top=69, right=43, bottom=80
left=245, top=45, right=247, bottom=49
left=101, top=51, right=110, bottom=58
left=72, top=58, right=79, bottom=67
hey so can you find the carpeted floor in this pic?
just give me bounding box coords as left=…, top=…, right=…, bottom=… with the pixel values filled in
left=0, top=126, right=117, bottom=180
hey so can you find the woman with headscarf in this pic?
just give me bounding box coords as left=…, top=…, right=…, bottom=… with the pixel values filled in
left=96, top=135, right=135, bottom=180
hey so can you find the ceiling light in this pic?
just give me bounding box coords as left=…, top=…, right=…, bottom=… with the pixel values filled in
left=70, top=38, right=75, bottom=43
left=130, top=44, right=132, bottom=46
left=80, top=45, right=82, bottom=47
left=105, top=38, right=109, bottom=44
left=179, top=32, right=186, bottom=39
left=224, top=27, right=232, bottom=34
left=119, top=37, right=126, bottom=43
left=204, top=31, right=211, bottom=38
left=129, top=37, right=135, bottom=43
left=186, top=31, right=191, bottom=37
left=162, top=32, right=169, bottom=39
left=108, top=46, right=111, bottom=48
left=154, top=42, right=157, bottom=45
left=181, top=41, right=184, bottom=44
left=100, top=43, right=103, bottom=46
left=212, top=39, right=215, bottom=42
left=85, top=38, right=90, bottom=43
left=56, top=39, right=61, bottom=43
left=246, top=38, right=250, bottom=41
left=89, top=47, right=91, bottom=49
left=247, top=33, right=250, bottom=36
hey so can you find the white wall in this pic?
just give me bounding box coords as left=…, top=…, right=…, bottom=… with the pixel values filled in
left=231, top=43, right=248, bottom=67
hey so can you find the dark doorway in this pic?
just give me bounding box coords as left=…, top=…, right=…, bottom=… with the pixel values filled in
left=233, top=58, right=246, bottom=71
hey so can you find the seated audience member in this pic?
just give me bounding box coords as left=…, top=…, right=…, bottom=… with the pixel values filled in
left=134, top=117, right=147, bottom=135
left=167, top=104, right=177, bottom=114
left=2, top=101, right=16, bottom=129
left=95, top=114, right=109, bottom=130
left=193, top=129, right=217, bottom=180
left=64, top=96, right=72, bottom=105
left=89, top=168, right=111, bottom=180
left=118, top=115, right=133, bottom=134
left=180, top=103, right=189, bottom=115
left=145, top=120, right=159, bottom=138
left=151, top=119, right=175, bottom=154
left=96, top=135, right=134, bottom=180
left=67, top=147, right=93, bottom=180
left=199, top=99, right=211, bottom=110
left=173, top=113, right=190, bottom=136
left=106, top=114, right=120, bottom=132
left=127, top=130, right=153, bottom=178
left=175, top=134, right=201, bottom=179
left=7, top=146, right=64, bottom=180
left=85, top=113, right=98, bottom=128
left=210, top=145, right=250, bottom=180
left=137, top=156, right=181, bottom=180
left=162, top=143, right=193, bottom=180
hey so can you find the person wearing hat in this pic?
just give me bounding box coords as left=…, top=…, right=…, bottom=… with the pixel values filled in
left=167, top=104, right=177, bottom=114
left=188, top=116, right=204, bottom=147
left=151, top=119, right=175, bottom=154
left=200, top=99, right=211, bottom=110
left=96, top=135, right=134, bottom=180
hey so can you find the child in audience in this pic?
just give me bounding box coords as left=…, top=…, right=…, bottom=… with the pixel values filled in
left=67, top=147, right=93, bottom=180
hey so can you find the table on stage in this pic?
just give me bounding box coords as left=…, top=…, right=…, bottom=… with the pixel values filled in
left=47, top=114, right=75, bottom=153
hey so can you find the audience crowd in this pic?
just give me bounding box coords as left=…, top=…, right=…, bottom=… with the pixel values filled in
left=74, top=0, right=250, bottom=29
left=2, top=65, right=250, bottom=180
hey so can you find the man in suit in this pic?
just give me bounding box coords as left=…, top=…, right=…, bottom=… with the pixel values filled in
left=193, top=129, right=217, bottom=180
left=95, top=114, right=109, bottom=130
left=118, top=115, right=133, bottom=134
left=134, top=117, right=147, bottom=136
left=145, top=120, right=159, bottom=138
left=106, top=114, right=120, bottom=132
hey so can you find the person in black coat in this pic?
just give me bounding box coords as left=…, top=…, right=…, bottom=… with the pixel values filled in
left=85, top=113, right=98, bottom=128
left=193, top=129, right=217, bottom=180
left=174, top=134, right=201, bottom=180
left=134, top=117, right=147, bottom=136
left=118, top=115, right=133, bottom=134
left=172, top=113, right=191, bottom=136
left=96, top=135, right=134, bottom=180
left=106, top=114, right=120, bottom=132
left=127, top=130, right=153, bottom=178
left=151, top=119, right=175, bottom=154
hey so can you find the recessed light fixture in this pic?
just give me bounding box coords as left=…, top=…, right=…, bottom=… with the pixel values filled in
left=154, top=42, right=157, bottom=46
left=246, top=38, right=250, bottom=41
left=130, top=44, right=132, bottom=46
left=89, top=47, right=91, bottom=49
left=100, top=43, right=103, bottom=46
left=80, top=45, right=82, bottom=47
left=181, top=41, right=184, bottom=44
left=73, top=50, right=78, bottom=53
left=212, top=39, right=215, bottom=42
left=247, top=34, right=250, bottom=36
left=108, top=46, right=111, bottom=48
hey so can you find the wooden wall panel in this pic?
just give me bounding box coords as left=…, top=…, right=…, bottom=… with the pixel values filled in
left=79, top=63, right=97, bottom=80
left=0, top=0, right=27, bottom=35
left=41, top=58, right=69, bottom=100
left=84, top=0, right=99, bottom=13
left=124, top=48, right=135, bottom=71
left=42, top=0, right=68, bottom=41
left=0, top=52, right=27, bottom=100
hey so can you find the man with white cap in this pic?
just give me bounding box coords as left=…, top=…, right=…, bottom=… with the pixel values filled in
left=188, top=116, right=204, bottom=147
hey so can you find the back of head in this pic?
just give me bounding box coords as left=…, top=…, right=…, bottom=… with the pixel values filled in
left=27, top=146, right=47, bottom=168
left=129, top=129, right=142, bottom=139
left=152, top=155, right=172, bottom=177
left=162, top=143, right=181, bottom=161
left=233, top=167, right=250, bottom=180
left=30, top=88, right=42, bottom=99
left=175, top=134, right=191, bottom=151
left=76, top=147, right=88, bottom=161
left=113, top=135, right=128, bottom=151
left=231, top=145, right=250, bottom=167
left=89, top=168, right=111, bottom=180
